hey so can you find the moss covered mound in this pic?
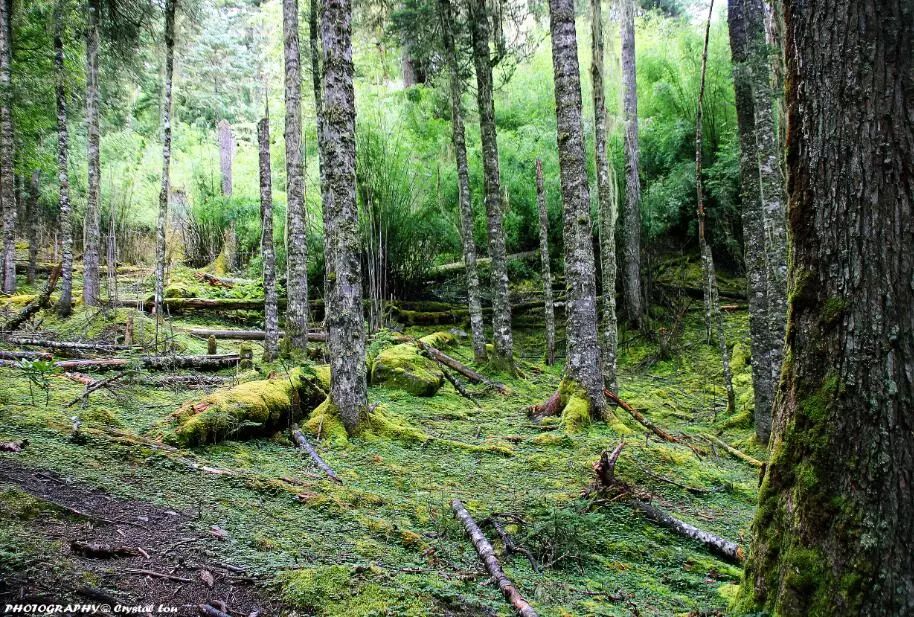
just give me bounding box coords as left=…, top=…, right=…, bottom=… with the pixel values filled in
left=369, top=332, right=456, bottom=397
left=162, top=365, right=329, bottom=446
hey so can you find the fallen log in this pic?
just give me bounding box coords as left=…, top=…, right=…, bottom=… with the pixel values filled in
left=0, top=350, right=52, bottom=361
left=429, top=250, right=539, bottom=277
left=630, top=499, right=744, bottom=564
left=70, top=540, right=139, bottom=558
left=3, top=336, right=135, bottom=352
left=451, top=499, right=539, bottom=617
left=291, top=427, right=342, bottom=484
left=132, top=374, right=228, bottom=389
left=1, top=263, right=61, bottom=331
left=121, top=569, right=193, bottom=583
left=66, top=371, right=130, bottom=407
left=416, top=340, right=509, bottom=395
left=35, top=354, right=240, bottom=373
left=187, top=327, right=327, bottom=342
left=604, top=388, right=680, bottom=444
left=701, top=433, right=764, bottom=468
left=441, top=368, right=480, bottom=407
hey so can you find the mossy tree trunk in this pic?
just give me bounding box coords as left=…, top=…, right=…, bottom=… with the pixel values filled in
left=82, top=0, right=102, bottom=307
left=284, top=0, right=310, bottom=352
left=319, top=0, right=367, bottom=432
left=54, top=2, right=73, bottom=318
left=0, top=0, right=14, bottom=294
left=619, top=0, right=642, bottom=327
left=469, top=0, right=513, bottom=372
left=739, top=1, right=914, bottom=614
left=438, top=0, right=486, bottom=363
left=258, top=116, right=279, bottom=361
left=153, top=0, right=176, bottom=332
left=534, top=159, right=555, bottom=366
left=26, top=170, right=39, bottom=285
left=217, top=119, right=237, bottom=272
left=591, top=0, right=618, bottom=392
left=547, top=0, right=605, bottom=416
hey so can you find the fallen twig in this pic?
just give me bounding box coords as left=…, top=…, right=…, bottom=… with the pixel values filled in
left=604, top=388, right=680, bottom=444
left=291, top=427, right=342, bottom=484
left=122, top=569, right=193, bottom=583
left=701, top=434, right=763, bottom=468
left=66, top=371, right=130, bottom=407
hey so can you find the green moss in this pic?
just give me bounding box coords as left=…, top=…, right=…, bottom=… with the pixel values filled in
left=371, top=343, right=443, bottom=396
left=730, top=343, right=750, bottom=373
left=557, top=378, right=592, bottom=433
left=303, top=398, right=349, bottom=446
left=279, top=565, right=353, bottom=609
left=78, top=406, right=123, bottom=429
left=821, top=296, right=847, bottom=325
left=417, top=330, right=456, bottom=349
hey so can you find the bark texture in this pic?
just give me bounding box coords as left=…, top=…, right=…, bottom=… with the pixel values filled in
left=26, top=171, right=39, bottom=284
left=534, top=160, right=555, bottom=366
left=740, top=1, right=914, bottom=614
left=258, top=117, right=279, bottom=361
left=548, top=0, right=605, bottom=414
left=54, top=4, right=73, bottom=317
left=217, top=119, right=233, bottom=197
left=82, top=0, right=102, bottom=306
left=154, top=0, right=176, bottom=325
left=283, top=0, right=310, bottom=351
left=0, top=0, right=14, bottom=294
left=591, top=0, right=618, bottom=391
left=439, top=0, right=486, bottom=363
left=619, top=0, right=642, bottom=326
left=728, top=0, right=773, bottom=442
left=469, top=0, right=513, bottom=371
left=319, top=0, right=367, bottom=432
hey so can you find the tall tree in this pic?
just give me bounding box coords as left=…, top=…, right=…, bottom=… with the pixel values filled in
left=217, top=119, right=233, bottom=196
left=547, top=0, right=605, bottom=415
left=469, top=0, right=513, bottom=372
left=591, top=0, right=618, bottom=392
left=438, top=0, right=486, bottom=363
left=619, top=0, right=643, bottom=326
left=739, top=0, right=913, bottom=614
left=319, top=0, right=367, bottom=432
left=54, top=1, right=73, bottom=317
left=258, top=114, right=279, bottom=361
left=0, top=0, right=14, bottom=294
left=534, top=159, right=555, bottom=366
left=283, top=0, right=310, bottom=352
left=25, top=171, right=39, bottom=285
left=153, top=0, right=176, bottom=330
left=82, top=0, right=101, bottom=306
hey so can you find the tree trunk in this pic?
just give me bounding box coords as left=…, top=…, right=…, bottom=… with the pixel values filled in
left=283, top=0, right=310, bottom=351
left=469, top=0, right=513, bottom=372
left=591, top=0, right=618, bottom=391
left=82, top=0, right=101, bottom=307
left=319, top=0, right=367, bottom=433
left=0, top=0, right=14, bottom=294
left=619, top=0, right=642, bottom=327
left=695, top=0, right=735, bottom=415
left=258, top=117, right=279, bottom=361
left=438, top=0, right=486, bottom=363
left=534, top=160, right=555, bottom=366
left=547, top=0, right=605, bottom=415
left=217, top=119, right=233, bottom=197
left=739, top=1, right=913, bottom=614
left=153, top=0, right=176, bottom=331
left=728, top=0, right=773, bottom=442
left=54, top=3, right=74, bottom=318
left=26, top=171, right=39, bottom=285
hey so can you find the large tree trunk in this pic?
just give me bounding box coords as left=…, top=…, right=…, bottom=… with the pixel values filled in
left=54, top=3, right=74, bottom=318
left=534, top=160, right=555, bottom=366
left=728, top=0, right=773, bottom=442
left=25, top=171, right=39, bottom=285
left=82, top=0, right=101, bottom=307
left=438, top=0, right=486, bottom=363
left=739, top=1, right=914, bottom=614
left=591, top=0, right=618, bottom=392
left=283, top=0, right=310, bottom=352
left=0, top=0, right=15, bottom=294
left=469, top=0, right=513, bottom=372
left=153, top=0, right=176, bottom=334
left=619, top=0, right=642, bottom=327
left=258, top=117, right=279, bottom=361
left=547, top=0, right=605, bottom=415
left=319, top=0, right=367, bottom=432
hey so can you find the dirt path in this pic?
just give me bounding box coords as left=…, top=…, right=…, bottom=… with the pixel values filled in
left=0, top=458, right=281, bottom=616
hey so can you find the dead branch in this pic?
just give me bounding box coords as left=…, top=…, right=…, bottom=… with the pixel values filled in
left=483, top=515, right=540, bottom=573
left=70, top=540, right=139, bottom=558
left=121, top=569, right=193, bottom=583
left=451, top=499, right=539, bottom=617
left=291, top=427, right=343, bottom=484
left=604, top=388, right=680, bottom=444
left=66, top=371, right=130, bottom=407
left=416, top=339, right=509, bottom=394
left=0, top=350, right=53, bottom=361
left=701, top=434, right=764, bottom=468
left=1, top=263, right=61, bottom=331
left=0, top=439, right=27, bottom=452
left=197, top=604, right=232, bottom=617
left=441, top=368, right=480, bottom=407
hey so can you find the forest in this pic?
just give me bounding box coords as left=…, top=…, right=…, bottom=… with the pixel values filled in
left=0, top=0, right=910, bottom=615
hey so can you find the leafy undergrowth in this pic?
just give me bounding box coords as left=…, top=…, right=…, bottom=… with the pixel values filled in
left=0, top=287, right=763, bottom=616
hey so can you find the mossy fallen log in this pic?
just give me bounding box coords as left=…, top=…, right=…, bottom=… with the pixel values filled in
left=370, top=332, right=459, bottom=396
left=159, top=365, right=330, bottom=446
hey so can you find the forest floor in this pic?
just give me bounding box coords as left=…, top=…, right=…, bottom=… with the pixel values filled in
left=0, top=265, right=764, bottom=616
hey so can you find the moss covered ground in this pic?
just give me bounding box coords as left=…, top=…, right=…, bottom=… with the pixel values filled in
left=0, top=268, right=764, bottom=616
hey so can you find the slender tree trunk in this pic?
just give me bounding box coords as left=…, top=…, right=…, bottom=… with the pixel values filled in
left=534, top=159, right=555, bottom=366
left=0, top=0, right=15, bottom=294
left=319, top=0, right=367, bottom=432
left=438, top=0, right=486, bottom=363
left=695, top=0, right=735, bottom=415
left=258, top=116, right=279, bottom=361
left=619, top=0, right=642, bottom=327
left=82, top=0, right=101, bottom=306
left=728, top=0, right=773, bottom=442
left=740, top=1, right=913, bottom=614
left=547, top=0, right=605, bottom=415
left=308, top=0, right=329, bottom=305
left=591, top=0, right=618, bottom=392
left=154, top=0, right=176, bottom=331
left=26, top=171, right=39, bottom=285
left=283, top=0, right=310, bottom=351
left=54, top=2, right=73, bottom=317
left=469, top=0, right=513, bottom=372
left=217, top=119, right=233, bottom=197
